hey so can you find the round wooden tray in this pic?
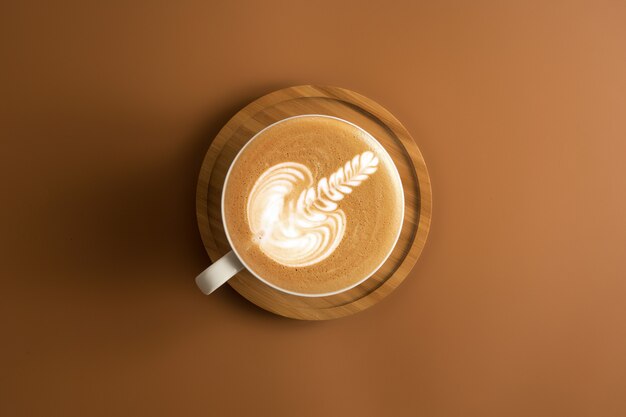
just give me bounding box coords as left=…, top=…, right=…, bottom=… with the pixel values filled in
left=196, top=85, right=432, bottom=320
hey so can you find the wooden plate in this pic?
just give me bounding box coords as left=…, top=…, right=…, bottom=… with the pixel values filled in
left=196, top=85, right=432, bottom=320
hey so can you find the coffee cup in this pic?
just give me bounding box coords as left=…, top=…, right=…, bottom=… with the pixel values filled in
left=196, top=114, right=404, bottom=297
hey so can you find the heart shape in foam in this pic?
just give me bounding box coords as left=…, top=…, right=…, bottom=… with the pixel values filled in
left=247, top=151, right=379, bottom=267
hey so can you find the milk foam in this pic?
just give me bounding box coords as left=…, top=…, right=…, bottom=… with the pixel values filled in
left=247, top=151, right=379, bottom=267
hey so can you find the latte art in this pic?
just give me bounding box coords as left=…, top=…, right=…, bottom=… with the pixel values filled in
left=247, top=152, right=379, bottom=267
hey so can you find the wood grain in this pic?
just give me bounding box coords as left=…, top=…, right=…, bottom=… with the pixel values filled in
left=196, top=85, right=432, bottom=319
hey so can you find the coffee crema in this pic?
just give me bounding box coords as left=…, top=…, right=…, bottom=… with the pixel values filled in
left=223, top=115, right=404, bottom=295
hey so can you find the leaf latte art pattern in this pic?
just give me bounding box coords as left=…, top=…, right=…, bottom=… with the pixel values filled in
left=247, top=151, right=379, bottom=267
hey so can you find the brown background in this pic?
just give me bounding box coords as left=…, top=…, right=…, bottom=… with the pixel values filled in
left=2, top=1, right=625, bottom=416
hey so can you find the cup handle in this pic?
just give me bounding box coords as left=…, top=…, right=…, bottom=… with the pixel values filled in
left=195, top=251, right=244, bottom=295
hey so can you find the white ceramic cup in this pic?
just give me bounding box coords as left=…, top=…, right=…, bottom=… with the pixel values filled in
left=195, top=114, right=404, bottom=297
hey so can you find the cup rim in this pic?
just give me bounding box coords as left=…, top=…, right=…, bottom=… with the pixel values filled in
left=221, top=114, right=405, bottom=298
